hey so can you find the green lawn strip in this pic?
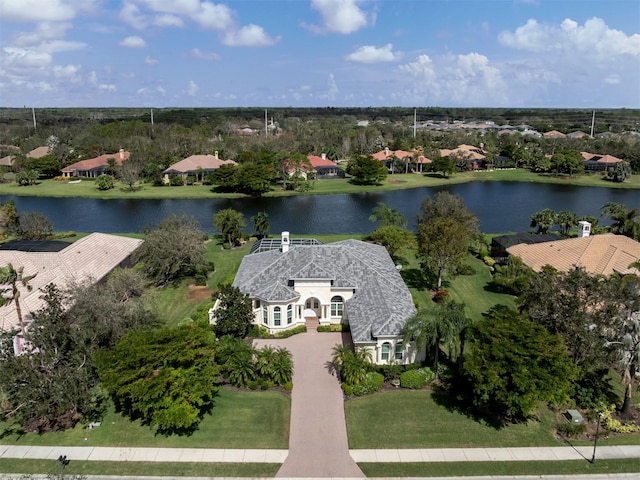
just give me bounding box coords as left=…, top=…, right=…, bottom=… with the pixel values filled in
left=346, top=390, right=559, bottom=448
left=0, top=459, right=279, bottom=477
left=0, top=170, right=636, bottom=199
left=358, top=459, right=640, bottom=478
left=0, top=389, right=289, bottom=449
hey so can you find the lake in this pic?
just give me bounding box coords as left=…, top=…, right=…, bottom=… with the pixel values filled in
left=1, top=182, right=638, bottom=234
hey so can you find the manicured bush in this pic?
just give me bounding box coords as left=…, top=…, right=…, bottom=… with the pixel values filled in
left=283, top=381, right=293, bottom=391
left=317, top=324, right=350, bottom=332
left=169, top=175, right=183, bottom=186
left=341, top=383, right=353, bottom=396
left=351, top=372, right=384, bottom=396
left=274, top=325, right=306, bottom=338
left=194, top=272, right=207, bottom=286
left=400, top=367, right=434, bottom=389
left=483, top=256, right=496, bottom=267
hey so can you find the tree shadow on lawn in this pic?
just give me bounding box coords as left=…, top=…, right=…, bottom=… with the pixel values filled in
left=429, top=368, right=507, bottom=431
left=400, top=268, right=434, bottom=290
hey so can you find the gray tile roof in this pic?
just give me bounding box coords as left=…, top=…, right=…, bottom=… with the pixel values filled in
left=233, top=239, right=416, bottom=343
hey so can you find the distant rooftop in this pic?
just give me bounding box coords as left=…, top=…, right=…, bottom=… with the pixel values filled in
left=250, top=237, right=323, bottom=254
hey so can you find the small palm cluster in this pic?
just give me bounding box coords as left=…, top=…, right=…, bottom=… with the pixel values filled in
left=331, top=344, right=372, bottom=385
left=216, top=336, right=293, bottom=389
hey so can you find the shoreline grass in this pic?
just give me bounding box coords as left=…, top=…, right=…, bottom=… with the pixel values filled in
left=0, top=170, right=637, bottom=200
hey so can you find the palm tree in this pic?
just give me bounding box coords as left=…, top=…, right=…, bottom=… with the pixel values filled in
left=213, top=208, right=246, bottom=248
left=256, top=346, right=276, bottom=378
left=403, top=301, right=461, bottom=379
left=341, top=348, right=372, bottom=385
left=270, top=347, right=293, bottom=385
left=251, top=211, right=270, bottom=239
left=331, top=343, right=353, bottom=379
left=530, top=208, right=557, bottom=234
left=601, top=202, right=640, bottom=240
left=368, top=202, right=407, bottom=228
left=227, top=350, right=257, bottom=387
left=556, top=211, right=578, bottom=236
left=0, top=263, right=37, bottom=337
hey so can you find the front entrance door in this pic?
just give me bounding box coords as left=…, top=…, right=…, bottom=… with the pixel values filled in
left=305, top=297, right=321, bottom=318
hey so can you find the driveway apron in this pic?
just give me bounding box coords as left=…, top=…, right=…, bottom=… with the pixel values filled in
left=254, top=330, right=364, bottom=478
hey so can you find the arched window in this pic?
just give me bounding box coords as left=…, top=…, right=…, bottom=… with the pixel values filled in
left=287, top=305, right=293, bottom=324
left=395, top=342, right=403, bottom=361
left=331, top=296, right=344, bottom=317
left=262, top=305, right=268, bottom=325
left=274, top=306, right=281, bottom=326
left=381, top=342, right=391, bottom=361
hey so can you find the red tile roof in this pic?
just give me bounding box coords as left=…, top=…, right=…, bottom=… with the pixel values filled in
left=440, top=144, right=486, bottom=160
left=372, top=148, right=414, bottom=160
left=163, top=153, right=236, bottom=174
left=581, top=151, right=624, bottom=164
left=307, top=154, right=338, bottom=168
left=62, top=150, right=130, bottom=173
left=544, top=130, right=566, bottom=138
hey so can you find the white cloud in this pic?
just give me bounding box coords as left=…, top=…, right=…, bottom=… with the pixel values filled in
left=187, top=80, right=199, bottom=96
left=345, top=44, right=401, bottom=63
left=499, top=17, right=640, bottom=58
left=190, top=48, right=221, bottom=60
left=0, top=0, right=96, bottom=22
left=144, top=55, right=159, bottom=65
left=309, top=0, right=372, bottom=34
left=223, top=25, right=280, bottom=47
left=120, top=0, right=233, bottom=31
left=119, top=36, right=147, bottom=48
left=99, top=84, right=116, bottom=92
left=319, top=73, right=339, bottom=101
left=603, top=74, right=620, bottom=85
left=153, top=13, right=184, bottom=28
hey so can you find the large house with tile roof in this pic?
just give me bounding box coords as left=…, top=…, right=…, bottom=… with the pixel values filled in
left=306, top=154, right=344, bottom=178
left=0, top=146, right=51, bottom=169
left=581, top=151, right=625, bottom=172
left=372, top=148, right=431, bottom=173
left=212, top=233, right=422, bottom=365
left=162, top=151, right=236, bottom=184
left=61, top=149, right=130, bottom=178
left=0, top=233, right=143, bottom=354
left=506, top=233, right=640, bottom=276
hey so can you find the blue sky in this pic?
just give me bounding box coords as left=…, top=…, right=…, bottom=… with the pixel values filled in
left=1, top=0, right=639, bottom=108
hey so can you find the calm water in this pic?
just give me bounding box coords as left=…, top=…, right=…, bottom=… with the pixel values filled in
left=1, top=182, right=638, bottom=234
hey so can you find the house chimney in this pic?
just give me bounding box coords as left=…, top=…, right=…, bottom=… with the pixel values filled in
left=578, top=221, right=591, bottom=238
left=281, top=231, right=290, bottom=253
left=119, top=148, right=125, bottom=160
left=214, top=150, right=219, bottom=160
left=384, top=147, right=389, bottom=156
left=321, top=153, right=326, bottom=160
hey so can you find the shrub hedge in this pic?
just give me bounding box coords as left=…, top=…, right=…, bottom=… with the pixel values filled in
left=317, top=324, right=350, bottom=332
left=274, top=325, right=307, bottom=338
left=400, top=367, right=434, bottom=389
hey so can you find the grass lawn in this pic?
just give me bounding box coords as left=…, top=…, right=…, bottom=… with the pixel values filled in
left=0, top=388, right=289, bottom=449
left=358, top=459, right=640, bottom=477
left=0, top=459, right=279, bottom=477
left=0, top=170, right=636, bottom=200
left=346, top=390, right=559, bottom=448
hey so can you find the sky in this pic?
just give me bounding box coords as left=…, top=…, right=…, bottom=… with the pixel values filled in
left=0, top=0, right=639, bottom=108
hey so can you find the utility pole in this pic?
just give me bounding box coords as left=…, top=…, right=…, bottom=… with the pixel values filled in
left=590, top=110, right=595, bottom=138
left=150, top=108, right=154, bottom=125
left=413, top=108, right=417, bottom=139
left=265, top=108, right=268, bottom=136
left=32, top=107, right=37, bottom=131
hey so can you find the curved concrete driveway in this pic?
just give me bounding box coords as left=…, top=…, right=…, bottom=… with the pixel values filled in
left=254, top=331, right=364, bottom=478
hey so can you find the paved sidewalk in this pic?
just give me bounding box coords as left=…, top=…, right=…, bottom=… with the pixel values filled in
left=351, top=445, right=640, bottom=463
left=254, top=330, right=365, bottom=478
left=0, top=445, right=287, bottom=463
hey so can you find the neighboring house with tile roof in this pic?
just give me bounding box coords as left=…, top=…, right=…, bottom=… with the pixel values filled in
left=440, top=144, right=486, bottom=171
left=506, top=233, right=640, bottom=277
left=0, top=146, right=50, bottom=168
left=0, top=233, right=143, bottom=354
left=372, top=148, right=428, bottom=174
left=581, top=151, right=625, bottom=172
left=61, top=149, right=130, bottom=178
left=544, top=130, right=566, bottom=139
left=306, top=154, right=344, bottom=178
left=212, top=233, right=422, bottom=364
left=162, top=151, right=236, bottom=184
